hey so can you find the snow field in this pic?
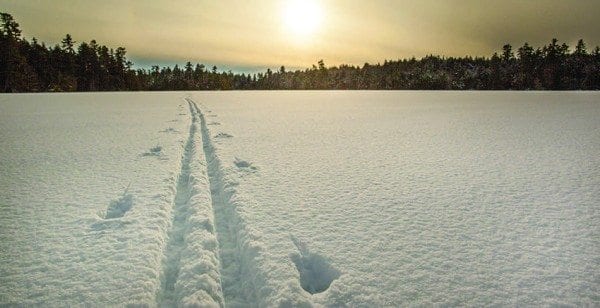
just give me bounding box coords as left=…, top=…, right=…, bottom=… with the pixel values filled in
left=0, top=93, right=190, bottom=305
left=1, top=91, right=598, bottom=306
left=195, top=91, right=599, bottom=306
left=0, top=93, right=319, bottom=306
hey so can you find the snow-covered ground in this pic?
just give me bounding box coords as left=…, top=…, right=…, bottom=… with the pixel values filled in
left=0, top=91, right=598, bottom=306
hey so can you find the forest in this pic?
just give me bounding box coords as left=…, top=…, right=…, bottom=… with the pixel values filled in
left=1, top=12, right=599, bottom=92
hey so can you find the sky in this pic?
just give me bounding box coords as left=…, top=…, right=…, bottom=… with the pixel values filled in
left=2, top=0, right=599, bottom=72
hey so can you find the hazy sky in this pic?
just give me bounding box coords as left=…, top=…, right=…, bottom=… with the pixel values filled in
left=2, top=0, right=599, bottom=71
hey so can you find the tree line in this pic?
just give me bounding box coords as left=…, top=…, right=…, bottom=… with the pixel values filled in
left=1, top=12, right=599, bottom=92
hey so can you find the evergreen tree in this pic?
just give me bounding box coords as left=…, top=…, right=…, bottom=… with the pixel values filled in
left=1, top=12, right=599, bottom=92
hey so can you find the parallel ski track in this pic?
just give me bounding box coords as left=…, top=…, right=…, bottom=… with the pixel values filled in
left=157, top=101, right=199, bottom=306
left=157, top=99, right=258, bottom=307
left=158, top=100, right=229, bottom=307
left=190, top=100, right=255, bottom=306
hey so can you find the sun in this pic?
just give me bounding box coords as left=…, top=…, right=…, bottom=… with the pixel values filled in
left=283, top=0, right=323, bottom=38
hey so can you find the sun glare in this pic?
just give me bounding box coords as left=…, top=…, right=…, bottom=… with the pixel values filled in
left=283, top=0, right=323, bottom=38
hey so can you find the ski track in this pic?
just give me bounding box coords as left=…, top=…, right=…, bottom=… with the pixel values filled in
left=192, top=99, right=248, bottom=305
left=156, top=98, right=273, bottom=307
left=157, top=100, right=223, bottom=307
left=192, top=99, right=268, bottom=307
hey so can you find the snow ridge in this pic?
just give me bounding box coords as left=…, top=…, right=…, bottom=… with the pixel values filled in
left=190, top=99, right=270, bottom=306
left=157, top=101, right=223, bottom=307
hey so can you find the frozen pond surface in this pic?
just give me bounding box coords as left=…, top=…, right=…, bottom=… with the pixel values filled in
left=1, top=91, right=598, bottom=306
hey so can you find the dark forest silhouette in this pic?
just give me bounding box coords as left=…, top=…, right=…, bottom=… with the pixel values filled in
left=1, top=12, right=599, bottom=92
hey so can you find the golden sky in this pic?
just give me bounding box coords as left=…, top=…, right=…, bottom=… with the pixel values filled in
left=2, top=0, right=599, bottom=71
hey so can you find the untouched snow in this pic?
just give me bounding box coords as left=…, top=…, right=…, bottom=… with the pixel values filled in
left=0, top=93, right=192, bottom=305
left=0, top=91, right=599, bottom=306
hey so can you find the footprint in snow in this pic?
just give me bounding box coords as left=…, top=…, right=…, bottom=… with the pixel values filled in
left=215, top=133, right=233, bottom=138
left=290, top=235, right=341, bottom=295
left=104, top=188, right=133, bottom=219
left=141, top=146, right=163, bottom=157
left=91, top=186, right=134, bottom=231
left=234, top=157, right=257, bottom=171
left=160, top=127, right=178, bottom=133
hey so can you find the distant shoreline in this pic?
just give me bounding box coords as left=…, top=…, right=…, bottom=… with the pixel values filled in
left=2, top=89, right=599, bottom=95
left=2, top=12, right=599, bottom=92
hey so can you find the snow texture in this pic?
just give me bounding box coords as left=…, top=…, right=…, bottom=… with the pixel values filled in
left=196, top=91, right=600, bottom=306
left=0, top=91, right=599, bottom=306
